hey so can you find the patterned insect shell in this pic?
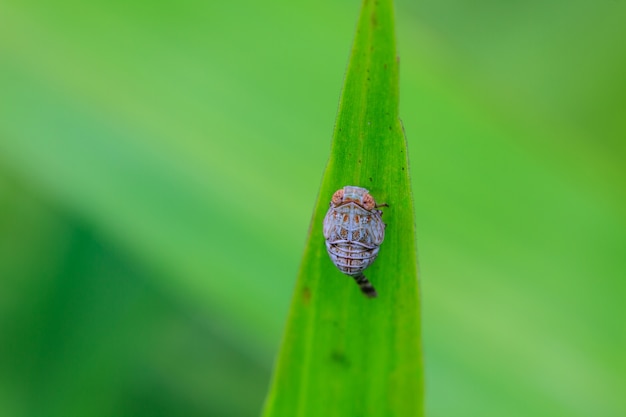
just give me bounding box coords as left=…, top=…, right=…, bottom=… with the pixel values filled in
left=322, top=186, right=385, bottom=277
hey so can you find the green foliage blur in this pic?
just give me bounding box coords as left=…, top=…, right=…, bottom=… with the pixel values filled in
left=0, top=0, right=624, bottom=416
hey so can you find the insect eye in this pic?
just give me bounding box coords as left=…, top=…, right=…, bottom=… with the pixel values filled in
left=331, top=189, right=344, bottom=206
left=362, top=194, right=375, bottom=210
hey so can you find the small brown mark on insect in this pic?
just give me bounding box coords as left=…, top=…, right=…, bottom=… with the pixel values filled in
left=302, top=287, right=311, bottom=304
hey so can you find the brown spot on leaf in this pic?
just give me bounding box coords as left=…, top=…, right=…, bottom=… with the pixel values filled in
left=330, top=350, right=350, bottom=368
left=302, top=287, right=311, bottom=304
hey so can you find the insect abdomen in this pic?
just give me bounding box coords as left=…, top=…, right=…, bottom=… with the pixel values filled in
left=324, top=241, right=380, bottom=276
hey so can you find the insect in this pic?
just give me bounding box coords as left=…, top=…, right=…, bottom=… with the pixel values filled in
left=322, top=185, right=387, bottom=298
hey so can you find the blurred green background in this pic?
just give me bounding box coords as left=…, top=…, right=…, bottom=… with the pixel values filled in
left=1, top=0, right=624, bottom=416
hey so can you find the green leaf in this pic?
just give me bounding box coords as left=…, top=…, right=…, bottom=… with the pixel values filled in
left=262, top=1, right=423, bottom=416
